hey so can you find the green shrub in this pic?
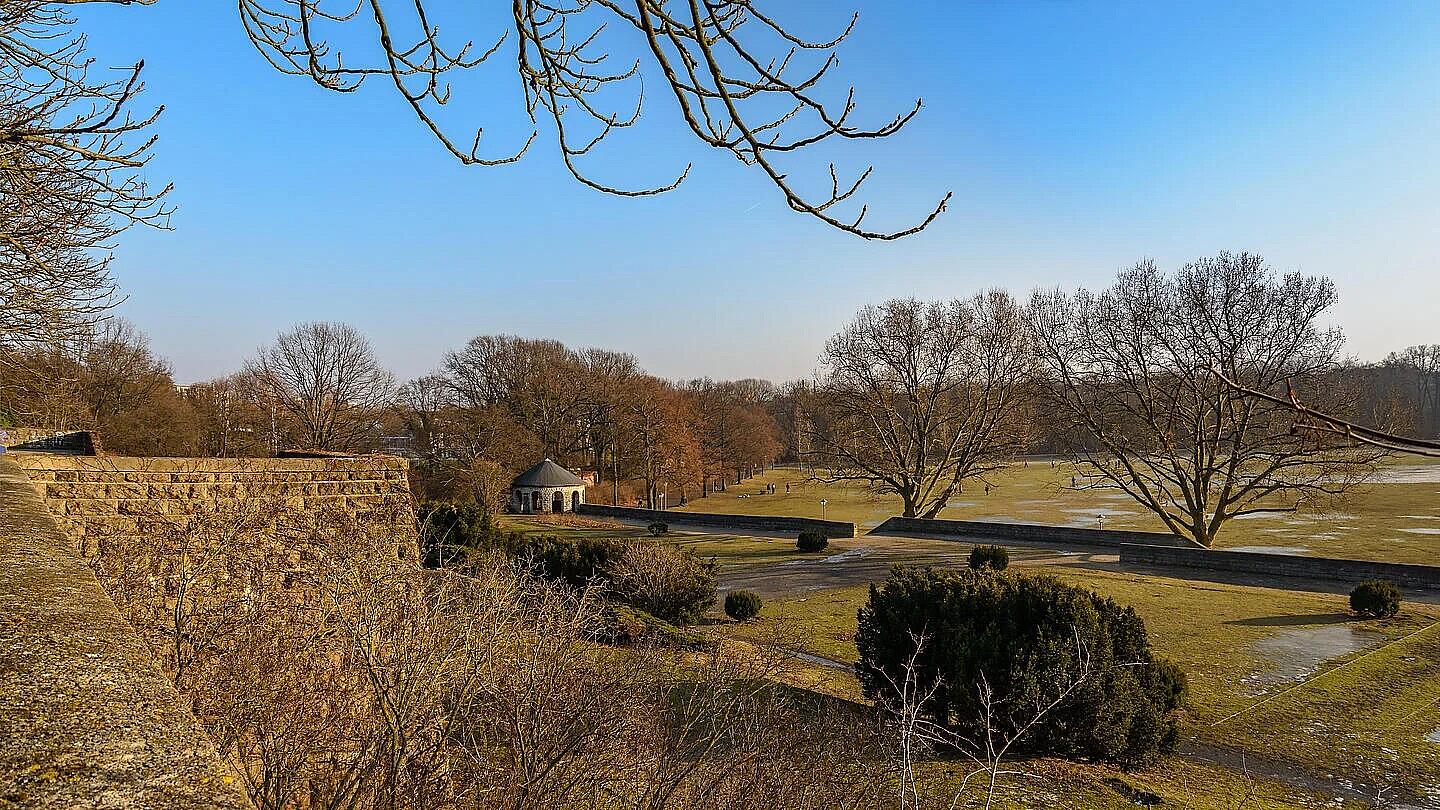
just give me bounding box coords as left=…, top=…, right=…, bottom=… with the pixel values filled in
left=968, top=544, right=1010, bottom=571
left=417, top=501, right=495, bottom=566
left=517, top=535, right=626, bottom=589
left=607, top=543, right=716, bottom=625
left=856, top=567, right=1185, bottom=767
left=724, top=590, right=763, bottom=621
left=598, top=604, right=710, bottom=649
left=648, top=521, right=669, bottom=536
left=796, top=530, right=828, bottom=553
left=1350, top=579, right=1401, bottom=618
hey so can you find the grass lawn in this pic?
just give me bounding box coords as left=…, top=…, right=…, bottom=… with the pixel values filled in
left=721, top=568, right=1440, bottom=803
left=499, top=515, right=810, bottom=567
left=678, top=458, right=1440, bottom=564
left=499, top=513, right=1440, bottom=803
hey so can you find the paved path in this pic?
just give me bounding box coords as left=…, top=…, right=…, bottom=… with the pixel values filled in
left=699, top=522, right=1440, bottom=604
left=717, top=532, right=1113, bottom=597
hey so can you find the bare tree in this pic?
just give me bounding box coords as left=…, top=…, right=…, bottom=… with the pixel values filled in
left=1028, top=253, right=1380, bottom=547
left=183, top=373, right=275, bottom=457
left=684, top=378, right=783, bottom=492
left=806, top=293, right=1032, bottom=519
left=625, top=376, right=702, bottom=508
left=444, top=335, right=591, bottom=462
left=1384, top=345, right=1440, bottom=437
left=229, top=0, right=948, bottom=239
left=578, top=348, right=640, bottom=500
left=0, top=1, right=170, bottom=361
left=246, top=321, right=395, bottom=452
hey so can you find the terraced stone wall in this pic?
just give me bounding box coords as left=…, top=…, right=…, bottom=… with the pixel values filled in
left=11, top=454, right=418, bottom=561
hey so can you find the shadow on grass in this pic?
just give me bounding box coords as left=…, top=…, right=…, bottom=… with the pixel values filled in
left=1224, top=612, right=1353, bottom=627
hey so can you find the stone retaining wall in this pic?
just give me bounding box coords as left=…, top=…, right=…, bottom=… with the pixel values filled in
left=0, top=456, right=253, bottom=808
left=576, top=503, right=857, bottom=538
left=871, top=516, right=1195, bottom=549
left=11, top=454, right=418, bottom=561
left=1121, top=544, right=1440, bottom=589
left=1, top=428, right=99, bottom=455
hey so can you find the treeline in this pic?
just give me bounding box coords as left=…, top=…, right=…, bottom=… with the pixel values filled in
left=0, top=323, right=799, bottom=509
left=5, top=257, right=1439, bottom=530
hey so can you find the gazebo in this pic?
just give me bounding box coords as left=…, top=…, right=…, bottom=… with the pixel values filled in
left=510, top=459, right=586, bottom=514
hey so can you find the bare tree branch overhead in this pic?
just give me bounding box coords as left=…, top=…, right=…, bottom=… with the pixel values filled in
left=1216, top=370, right=1440, bottom=458
left=233, top=0, right=950, bottom=238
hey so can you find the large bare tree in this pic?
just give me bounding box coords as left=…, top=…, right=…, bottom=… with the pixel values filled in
left=246, top=321, right=395, bottom=452
left=806, top=293, right=1032, bottom=519
left=443, top=334, right=591, bottom=461
left=1028, top=253, right=1379, bottom=547
left=0, top=1, right=169, bottom=362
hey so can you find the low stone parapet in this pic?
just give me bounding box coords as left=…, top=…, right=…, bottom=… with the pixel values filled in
left=870, top=516, right=1194, bottom=549
left=1120, top=543, right=1440, bottom=589
left=0, top=456, right=253, bottom=808
left=576, top=503, right=857, bottom=538
left=11, top=454, right=417, bottom=561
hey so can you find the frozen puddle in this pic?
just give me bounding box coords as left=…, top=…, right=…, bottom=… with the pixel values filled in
left=819, top=548, right=873, bottom=564
left=1370, top=465, right=1440, bottom=484
left=780, top=547, right=874, bottom=566
left=1248, top=625, right=1382, bottom=687
left=790, top=650, right=852, bottom=671
left=1229, top=545, right=1310, bottom=556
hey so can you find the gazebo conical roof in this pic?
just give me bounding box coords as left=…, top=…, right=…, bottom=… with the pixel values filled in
left=511, top=459, right=584, bottom=488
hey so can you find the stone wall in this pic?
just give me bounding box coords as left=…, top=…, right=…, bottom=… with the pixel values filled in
left=1, top=428, right=99, bottom=455
left=871, top=516, right=1195, bottom=549
left=1121, top=543, right=1440, bottom=589
left=11, top=454, right=418, bottom=561
left=577, top=503, right=857, bottom=538
left=0, top=456, right=253, bottom=808
left=513, top=485, right=585, bottom=514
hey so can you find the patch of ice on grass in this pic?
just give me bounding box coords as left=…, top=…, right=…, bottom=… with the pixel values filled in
left=1400, top=528, right=1440, bottom=535
left=819, top=547, right=873, bottom=564
left=780, top=547, right=874, bottom=566
left=1368, top=465, right=1440, bottom=484
left=1228, top=545, right=1310, bottom=556
left=1249, top=625, right=1381, bottom=687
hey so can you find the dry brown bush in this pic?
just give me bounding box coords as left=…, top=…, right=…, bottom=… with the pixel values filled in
left=92, top=499, right=894, bottom=809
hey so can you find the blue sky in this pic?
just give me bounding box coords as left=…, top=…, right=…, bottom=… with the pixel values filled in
left=77, top=1, right=1440, bottom=383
